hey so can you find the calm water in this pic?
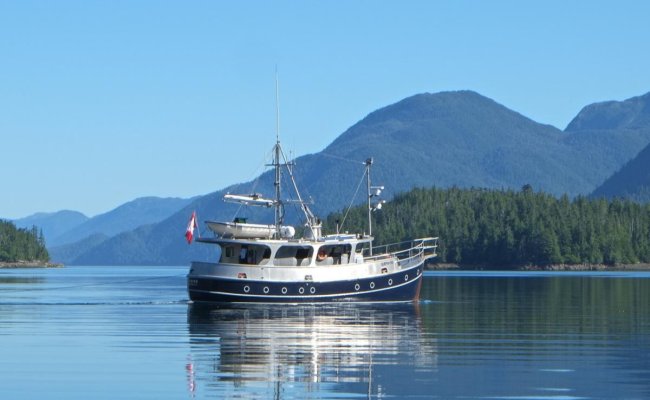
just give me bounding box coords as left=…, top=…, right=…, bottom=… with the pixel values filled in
left=1, top=266, right=649, bottom=399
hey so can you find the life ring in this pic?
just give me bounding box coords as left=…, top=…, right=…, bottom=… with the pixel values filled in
left=317, top=249, right=327, bottom=261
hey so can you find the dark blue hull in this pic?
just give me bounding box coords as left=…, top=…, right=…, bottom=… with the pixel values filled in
left=188, top=264, right=423, bottom=303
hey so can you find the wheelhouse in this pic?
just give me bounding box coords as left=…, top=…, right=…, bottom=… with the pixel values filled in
left=199, top=236, right=375, bottom=268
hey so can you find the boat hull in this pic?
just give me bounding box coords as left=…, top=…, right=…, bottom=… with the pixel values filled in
left=188, top=263, right=424, bottom=303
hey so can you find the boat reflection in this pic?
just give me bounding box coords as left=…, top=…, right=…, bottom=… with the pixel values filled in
left=187, top=303, right=437, bottom=397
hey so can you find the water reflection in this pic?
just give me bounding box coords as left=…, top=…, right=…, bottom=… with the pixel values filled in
left=0, top=276, right=45, bottom=285
left=187, top=303, right=437, bottom=398
left=419, top=273, right=650, bottom=399
left=421, top=273, right=650, bottom=337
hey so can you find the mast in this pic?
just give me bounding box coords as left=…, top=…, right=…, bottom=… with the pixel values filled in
left=268, top=71, right=320, bottom=239
left=273, top=72, right=283, bottom=235
left=366, top=158, right=385, bottom=255
left=366, top=158, right=373, bottom=255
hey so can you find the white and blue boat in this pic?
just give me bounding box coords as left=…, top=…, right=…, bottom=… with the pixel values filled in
left=188, top=131, right=437, bottom=303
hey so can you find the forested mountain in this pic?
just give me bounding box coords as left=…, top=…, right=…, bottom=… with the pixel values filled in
left=325, top=187, right=650, bottom=267
left=63, top=90, right=650, bottom=265
left=0, top=220, right=49, bottom=262
left=569, top=91, right=650, bottom=200
left=566, top=92, right=650, bottom=131
left=591, top=141, right=650, bottom=202
left=12, top=210, right=88, bottom=245
left=48, top=233, right=109, bottom=265
left=277, top=90, right=650, bottom=214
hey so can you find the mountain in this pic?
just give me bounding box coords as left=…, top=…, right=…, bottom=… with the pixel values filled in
left=48, top=233, right=109, bottom=264
left=12, top=210, right=88, bottom=245
left=576, top=92, right=650, bottom=201
left=565, top=92, right=650, bottom=194
left=48, top=196, right=193, bottom=247
left=316, top=91, right=573, bottom=201
left=566, top=92, right=650, bottom=131
left=69, top=90, right=650, bottom=265
left=591, top=142, right=650, bottom=202
left=71, top=196, right=220, bottom=265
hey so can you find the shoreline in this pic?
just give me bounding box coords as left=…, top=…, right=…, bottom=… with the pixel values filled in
left=426, top=262, right=650, bottom=271
left=2, top=261, right=648, bottom=271
left=0, top=261, right=64, bottom=269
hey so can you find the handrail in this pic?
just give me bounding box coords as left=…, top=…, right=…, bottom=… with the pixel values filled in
left=364, top=237, right=438, bottom=261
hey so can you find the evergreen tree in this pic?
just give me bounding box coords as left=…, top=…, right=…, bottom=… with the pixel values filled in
left=324, top=186, right=650, bottom=268
left=0, top=220, right=50, bottom=263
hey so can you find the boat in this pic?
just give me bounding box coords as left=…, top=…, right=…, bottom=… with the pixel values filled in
left=187, top=111, right=438, bottom=304
left=206, top=219, right=276, bottom=240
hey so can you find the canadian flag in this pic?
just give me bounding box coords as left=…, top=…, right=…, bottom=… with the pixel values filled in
left=185, top=211, right=198, bottom=244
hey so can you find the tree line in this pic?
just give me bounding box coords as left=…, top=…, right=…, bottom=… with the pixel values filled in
left=0, top=220, right=49, bottom=262
left=324, top=186, right=650, bottom=267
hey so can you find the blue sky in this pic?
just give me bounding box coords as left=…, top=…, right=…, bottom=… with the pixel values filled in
left=2, top=1, right=650, bottom=219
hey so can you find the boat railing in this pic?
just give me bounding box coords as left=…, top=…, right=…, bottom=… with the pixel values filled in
left=364, top=237, right=438, bottom=263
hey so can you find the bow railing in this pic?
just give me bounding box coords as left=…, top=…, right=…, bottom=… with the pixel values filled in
left=364, top=237, right=438, bottom=264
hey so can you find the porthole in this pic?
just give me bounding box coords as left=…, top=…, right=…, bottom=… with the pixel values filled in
left=281, top=287, right=288, bottom=294
left=310, top=286, right=316, bottom=294
left=354, top=283, right=360, bottom=291
left=388, top=279, right=393, bottom=286
left=299, top=287, right=305, bottom=294
left=243, top=285, right=250, bottom=293
left=404, top=274, right=409, bottom=281
left=370, top=282, right=375, bottom=289
left=263, top=286, right=270, bottom=294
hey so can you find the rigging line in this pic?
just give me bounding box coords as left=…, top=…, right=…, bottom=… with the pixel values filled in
left=274, top=146, right=307, bottom=225
left=280, top=164, right=311, bottom=226
left=282, top=158, right=311, bottom=222
left=244, top=147, right=274, bottom=195
left=231, top=200, right=245, bottom=222
left=229, top=146, right=275, bottom=221
left=279, top=145, right=315, bottom=224
left=250, top=146, right=276, bottom=192
left=339, top=166, right=369, bottom=232
left=284, top=184, right=305, bottom=225
left=319, top=152, right=367, bottom=165
left=1, top=273, right=187, bottom=293
left=279, top=163, right=303, bottom=224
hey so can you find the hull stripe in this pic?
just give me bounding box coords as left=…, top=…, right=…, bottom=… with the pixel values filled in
left=189, top=274, right=421, bottom=300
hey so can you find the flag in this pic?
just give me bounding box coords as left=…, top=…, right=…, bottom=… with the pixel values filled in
left=185, top=211, right=198, bottom=244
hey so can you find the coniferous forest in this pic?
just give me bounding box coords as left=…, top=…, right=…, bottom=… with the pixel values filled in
left=0, top=220, right=49, bottom=263
left=325, top=187, right=650, bottom=268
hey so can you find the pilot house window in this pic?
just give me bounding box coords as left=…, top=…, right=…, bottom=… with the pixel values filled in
left=276, top=246, right=313, bottom=266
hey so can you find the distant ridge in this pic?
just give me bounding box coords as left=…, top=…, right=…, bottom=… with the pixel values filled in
left=49, top=196, right=193, bottom=247
left=566, top=92, right=650, bottom=131
left=591, top=141, right=650, bottom=202
left=48, top=233, right=109, bottom=265
left=12, top=210, right=88, bottom=244
left=570, top=91, right=650, bottom=202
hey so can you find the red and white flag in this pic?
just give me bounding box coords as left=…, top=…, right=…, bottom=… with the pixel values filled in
left=185, top=211, right=198, bottom=244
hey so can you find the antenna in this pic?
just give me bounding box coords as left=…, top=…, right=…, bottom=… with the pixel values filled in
left=275, top=67, right=280, bottom=144
left=273, top=68, right=283, bottom=233
left=269, top=69, right=320, bottom=239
